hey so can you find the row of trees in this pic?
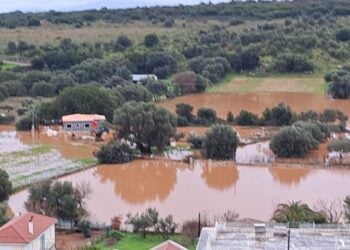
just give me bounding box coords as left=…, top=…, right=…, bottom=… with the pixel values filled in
left=1, top=0, right=350, bottom=28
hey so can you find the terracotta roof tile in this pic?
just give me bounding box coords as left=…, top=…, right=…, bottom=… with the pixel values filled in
left=0, top=212, right=57, bottom=244
left=62, top=114, right=106, bottom=123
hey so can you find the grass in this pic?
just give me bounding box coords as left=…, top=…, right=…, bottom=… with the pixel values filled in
left=78, top=158, right=98, bottom=165
left=93, top=233, right=196, bottom=250
left=208, top=73, right=326, bottom=95
left=0, top=62, right=17, bottom=71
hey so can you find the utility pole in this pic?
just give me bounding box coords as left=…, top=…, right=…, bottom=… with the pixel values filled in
left=287, top=229, right=291, bottom=250
left=31, top=107, right=35, bottom=144
left=198, top=213, right=201, bottom=238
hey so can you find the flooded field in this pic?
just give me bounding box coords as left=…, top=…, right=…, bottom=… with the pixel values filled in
left=160, top=92, right=350, bottom=118
left=9, top=160, right=350, bottom=225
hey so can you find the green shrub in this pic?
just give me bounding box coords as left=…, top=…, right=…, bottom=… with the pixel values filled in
left=270, top=127, right=312, bottom=158
left=97, top=141, right=135, bottom=164
left=0, top=115, right=15, bottom=125
left=77, top=220, right=92, bottom=238
left=327, top=139, right=350, bottom=152
left=202, top=125, right=238, bottom=160
left=236, top=110, right=260, bottom=126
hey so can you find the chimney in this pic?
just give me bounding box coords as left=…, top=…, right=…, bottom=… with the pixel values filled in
left=28, top=216, right=34, bottom=235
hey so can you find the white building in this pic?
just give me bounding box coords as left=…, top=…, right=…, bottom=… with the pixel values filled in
left=0, top=212, right=57, bottom=250
left=132, top=74, right=158, bottom=84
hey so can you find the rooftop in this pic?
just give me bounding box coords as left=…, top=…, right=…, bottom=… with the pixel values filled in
left=151, top=240, right=188, bottom=250
left=0, top=212, right=57, bottom=244
left=197, top=222, right=350, bottom=250
left=62, top=113, right=106, bottom=123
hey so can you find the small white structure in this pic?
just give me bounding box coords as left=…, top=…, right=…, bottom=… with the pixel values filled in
left=62, top=113, right=106, bottom=133
left=132, top=74, right=158, bottom=84
left=0, top=212, right=57, bottom=250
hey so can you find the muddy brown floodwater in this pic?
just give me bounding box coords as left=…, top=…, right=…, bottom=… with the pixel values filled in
left=159, top=92, right=350, bottom=118
left=9, top=160, right=350, bottom=225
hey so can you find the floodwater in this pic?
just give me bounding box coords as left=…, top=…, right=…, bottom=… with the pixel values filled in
left=9, top=160, right=350, bottom=225
left=160, top=92, right=350, bottom=118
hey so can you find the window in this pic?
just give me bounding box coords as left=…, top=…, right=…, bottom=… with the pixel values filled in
left=85, top=123, right=90, bottom=128
left=40, top=234, right=45, bottom=250
left=66, top=124, right=72, bottom=129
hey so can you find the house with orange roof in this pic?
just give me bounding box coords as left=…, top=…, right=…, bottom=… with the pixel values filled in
left=0, top=212, right=57, bottom=250
left=62, top=113, right=106, bottom=134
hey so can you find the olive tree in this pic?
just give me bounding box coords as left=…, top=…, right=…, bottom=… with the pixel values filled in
left=113, top=101, right=176, bottom=153
left=0, top=169, right=12, bottom=202
left=202, top=125, right=239, bottom=160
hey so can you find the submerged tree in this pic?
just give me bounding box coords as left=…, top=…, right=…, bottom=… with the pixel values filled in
left=202, top=125, right=239, bottom=160
left=113, top=101, right=176, bottom=153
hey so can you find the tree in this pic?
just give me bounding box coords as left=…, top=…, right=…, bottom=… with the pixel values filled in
left=155, top=215, right=177, bottom=239
left=30, top=81, right=56, bottom=97
left=0, top=203, right=8, bottom=226
left=55, top=85, right=118, bottom=121
left=144, top=33, right=159, bottom=47
left=145, top=80, right=168, bottom=101
left=0, top=169, right=12, bottom=202
left=314, top=199, right=343, bottom=224
left=226, top=111, right=234, bottom=124
left=344, top=196, right=350, bottom=223
left=145, top=52, right=177, bottom=79
left=336, top=28, right=350, bottom=41
left=114, top=35, right=133, bottom=51
left=262, top=103, right=295, bottom=126
left=196, top=107, right=217, bottom=125
left=202, top=125, right=238, bottom=160
left=173, top=71, right=208, bottom=95
left=270, top=127, right=312, bottom=158
left=274, top=53, right=314, bottom=73
left=126, top=208, right=159, bottom=238
left=272, top=201, right=327, bottom=227
left=25, top=180, right=89, bottom=225
left=175, top=103, right=194, bottom=124
left=97, top=141, right=135, bottom=164
left=119, top=85, right=152, bottom=102
left=6, top=41, right=17, bottom=54
left=236, top=110, right=260, bottom=126
left=113, top=101, right=176, bottom=153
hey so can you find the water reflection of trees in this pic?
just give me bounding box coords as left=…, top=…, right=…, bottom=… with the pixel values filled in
left=269, top=167, right=312, bottom=186
left=199, top=161, right=239, bottom=191
left=95, top=160, right=185, bottom=204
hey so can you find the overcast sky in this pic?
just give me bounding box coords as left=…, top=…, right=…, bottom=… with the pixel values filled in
left=0, top=0, right=231, bottom=13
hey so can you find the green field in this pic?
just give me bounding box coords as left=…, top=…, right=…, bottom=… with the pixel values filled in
left=93, top=233, right=196, bottom=250
left=208, top=74, right=326, bottom=95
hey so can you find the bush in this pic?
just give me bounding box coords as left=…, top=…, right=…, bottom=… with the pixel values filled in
left=263, top=103, right=295, bottom=126
left=0, top=169, right=12, bottom=202
left=97, top=141, right=135, bottom=164
left=202, top=125, right=238, bottom=160
left=187, top=134, right=204, bottom=149
left=273, top=53, right=314, bottom=73
left=328, top=139, right=350, bottom=153
left=336, top=28, right=350, bottom=41
left=196, top=107, right=217, bottom=125
left=236, top=110, right=260, bottom=126
left=16, top=115, right=36, bottom=131
left=144, top=33, right=159, bottom=47
left=114, top=35, right=133, bottom=51
left=226, top=111, right=234, bottom=124
left=270, top=127, right=313, bottom=158
left=0, top=115, right=15, bottom=125
left=30, top=81, right=56, bottom=97
left=77, top=220, right=92, bottom=238
left=175, top=103, right=194, bottom=123
left=182, top=220, right=199, bottom=245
